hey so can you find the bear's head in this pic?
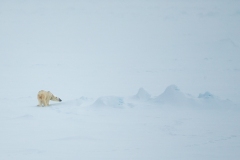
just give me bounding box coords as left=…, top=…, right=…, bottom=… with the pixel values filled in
left=51, top=95, right=62, bottom=102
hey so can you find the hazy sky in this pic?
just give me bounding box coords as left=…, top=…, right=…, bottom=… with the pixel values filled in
left=0, top=0, right=240, bottom=102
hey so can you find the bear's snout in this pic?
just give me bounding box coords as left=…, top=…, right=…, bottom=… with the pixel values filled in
left=59, top=98, right=62, bottom=102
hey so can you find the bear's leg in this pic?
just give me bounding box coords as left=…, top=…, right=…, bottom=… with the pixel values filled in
left=43, top=99, right=48, bottom=106
left=45, top=98, right=50, bottom=106
left=47, top=99, right=50, bottom=106
left=37, top=99, right=42, bottom=106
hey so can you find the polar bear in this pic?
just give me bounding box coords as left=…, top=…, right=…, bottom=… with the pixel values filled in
left=37, top=90, right=62, bottom=106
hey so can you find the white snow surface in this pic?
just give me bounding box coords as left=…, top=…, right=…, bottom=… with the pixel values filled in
left=1, top=0, right=240, bottom=160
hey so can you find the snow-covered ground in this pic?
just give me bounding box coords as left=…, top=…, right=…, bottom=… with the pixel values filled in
left=1, top=0, right=240, bottom=159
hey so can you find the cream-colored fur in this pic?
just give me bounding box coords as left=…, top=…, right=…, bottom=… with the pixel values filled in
left=37, top=90, right=62, bottom=106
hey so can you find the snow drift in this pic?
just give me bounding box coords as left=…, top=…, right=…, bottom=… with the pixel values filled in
left=131, top=87, right=151, bottom=101
left=153, top=85, right=195, bottom=106
left=87, top=84, right=237, bottom=109
left=92, top=96, right=125, bottom=108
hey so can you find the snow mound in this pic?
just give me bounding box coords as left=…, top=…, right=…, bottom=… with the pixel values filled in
left=62, top=96, right=93, bottom=106
left=154, top=85, right=194, bottom=106
left=86, top=85, right=237, bottom=109
left=92, top=96, right=124, bottom=108
left=197, top=91, right=234, bottom=108
left=132, top=88, right=151, bottom=101
left=198, top=92, right=215, bottom=99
